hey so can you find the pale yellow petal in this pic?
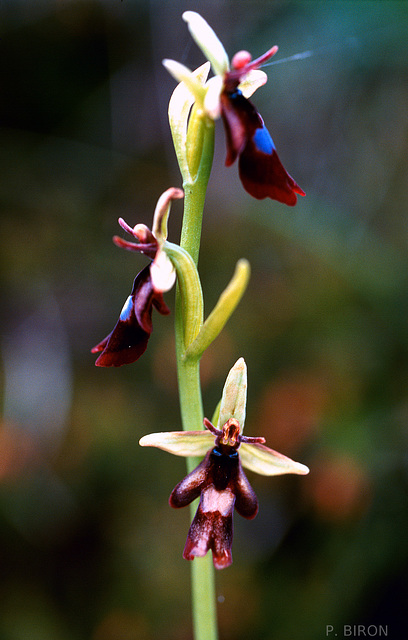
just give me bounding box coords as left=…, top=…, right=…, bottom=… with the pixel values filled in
left=239, top=69, right=267, bottom=98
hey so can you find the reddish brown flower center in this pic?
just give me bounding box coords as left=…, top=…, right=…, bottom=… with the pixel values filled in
left=218, top=418, right=241, bottom=447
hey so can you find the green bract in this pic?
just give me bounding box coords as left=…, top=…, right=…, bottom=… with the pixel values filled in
left=184, top=260, right=250, bottom=361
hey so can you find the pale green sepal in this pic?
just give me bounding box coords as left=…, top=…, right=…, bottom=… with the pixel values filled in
left=164, top=241, right=204, bottom=348
left=139, top=430, right=213, bottom=457
left=182, top=11, right=229, bottom=77
left=167, top=61, right=210, bottom=183
left=184, top=259, right=250, bottom=361
left=240, top=442, right=310, bottom=476
left=218, top=357, right=247, bottom=431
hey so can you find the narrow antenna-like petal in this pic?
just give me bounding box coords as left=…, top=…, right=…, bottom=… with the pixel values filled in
left=152, top=187, right=183, bottom=242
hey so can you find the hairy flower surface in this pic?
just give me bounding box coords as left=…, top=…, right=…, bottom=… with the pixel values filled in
left=140, top=358, right=309, bottom=568
left=92, top=188, right=183, bottom=367
left=164, top=11, right=305, bottom=205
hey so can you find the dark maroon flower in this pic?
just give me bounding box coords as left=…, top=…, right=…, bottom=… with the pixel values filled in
left=139, top=356, right=310, bottom=569
left=92, top=188, right=183, bottom=367
left=165, top=12, right=305, bottom=206
left=169, top=417, right=264, bottom=570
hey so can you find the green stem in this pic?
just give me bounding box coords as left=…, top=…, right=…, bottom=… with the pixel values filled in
left=191, top=552, right=218, bottom=640
left=174, top=116, right=218, bottom=640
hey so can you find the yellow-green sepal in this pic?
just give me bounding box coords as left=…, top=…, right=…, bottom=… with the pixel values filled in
left=139, top=430, right=213, bottom=457
left=240, top=442, right=310, bottom=476
left=217, top=357, right=248, bottom=431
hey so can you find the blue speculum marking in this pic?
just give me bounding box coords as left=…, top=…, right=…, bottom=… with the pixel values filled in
left=253, top=126, right=275, bottom=154
left=119, top=295, right=133, bottom=321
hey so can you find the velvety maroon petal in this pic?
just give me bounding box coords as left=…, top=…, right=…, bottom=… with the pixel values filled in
left=233, top=461, right=259, bottom=519
left=92, top=318, right=150, bottom=367
left=210, top=511, right=233, bottom=569
left=171, top=444, right=259, bottom=569
left=169, top=455, right=209, bottom=508
left=220, top=90, right=248, bottom=166
left=183, top=495, right=234, bottom=570
left=91, top=335, right=109, bottom=354
left=91, top=296, right=149, bottom=367
left=133, top=266, right=171, bottom=332
left=183, top=507, right=212, bottom=561
left=152, top=292, right=171, bottom=316
left=239, top=135, right=305, bottom=204
left=92, top=267, right=158, bottom=367
left=221, top=90, right=305, bottom=205
left=133, top=267, right=156, bottom=334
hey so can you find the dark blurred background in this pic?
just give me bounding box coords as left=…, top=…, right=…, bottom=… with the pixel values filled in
left=1, top=1, right=408, bottom=638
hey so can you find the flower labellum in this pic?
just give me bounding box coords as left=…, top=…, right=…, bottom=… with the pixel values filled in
left=220, top=83, right=305, bottom=204
left=92, top=266, right=171, bottom=367
left=220, top=47, right=305, bottom=205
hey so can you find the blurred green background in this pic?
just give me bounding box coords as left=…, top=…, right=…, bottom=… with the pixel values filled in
left=1, top=1, right=408, bottom=638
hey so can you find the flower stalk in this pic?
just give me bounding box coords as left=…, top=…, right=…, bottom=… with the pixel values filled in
left=173, top=93, right=218, bottom=640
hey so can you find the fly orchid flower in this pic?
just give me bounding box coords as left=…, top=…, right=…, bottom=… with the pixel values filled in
left=92, top=188, right=183, bottom=367
left=164, top=11, right=305, bottom=205
left=139, top=358, right=309, bottom=569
